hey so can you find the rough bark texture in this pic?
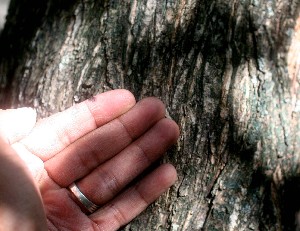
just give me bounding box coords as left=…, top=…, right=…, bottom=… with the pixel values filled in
left=0, top=0, right=300, bottom=230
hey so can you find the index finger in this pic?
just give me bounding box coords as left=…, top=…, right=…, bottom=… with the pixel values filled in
left=19, top=89, right=136, bottom=161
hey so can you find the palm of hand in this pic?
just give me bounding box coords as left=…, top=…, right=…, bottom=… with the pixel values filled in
left=0, top=90, right=179, bottom=231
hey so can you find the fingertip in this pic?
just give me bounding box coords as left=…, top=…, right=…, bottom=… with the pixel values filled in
left=85, top=89, right=136, bottom=126
left=142, top=97, right=166, bottom=113
left=117, top=97, right=167, bottom=140
left=159, top=163, right=178, bottom=186
left=87, top=89, right=136, bottom=108
left=164, top=118, right=180, bottom=142
left=155, top=118, right=180, bottom=146
left=112, top=89, right=136, bottom=106
left=130, top=163, right=178, bottom=206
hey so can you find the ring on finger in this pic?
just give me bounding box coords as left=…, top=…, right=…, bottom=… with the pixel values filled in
left=69, top=182, right=99, bottom=213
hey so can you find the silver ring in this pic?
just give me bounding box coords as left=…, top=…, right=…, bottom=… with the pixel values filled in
left=69, top=182, right=99, bottom=213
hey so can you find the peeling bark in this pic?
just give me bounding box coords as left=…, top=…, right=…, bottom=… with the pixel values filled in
left=0, top=0, right=299, bottom=230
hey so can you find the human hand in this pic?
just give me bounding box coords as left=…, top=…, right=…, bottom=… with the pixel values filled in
left=0, top=89, right=179, bottom=231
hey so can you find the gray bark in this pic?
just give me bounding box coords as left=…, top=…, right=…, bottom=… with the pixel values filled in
left=0, top=0, right=300, bottom=230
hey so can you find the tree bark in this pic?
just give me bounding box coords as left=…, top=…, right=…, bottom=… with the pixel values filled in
left=0, top=0, right=300, bottom=230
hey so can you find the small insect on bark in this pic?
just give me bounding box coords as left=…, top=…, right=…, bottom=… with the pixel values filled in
left=88, top=96, right=97, bottom=102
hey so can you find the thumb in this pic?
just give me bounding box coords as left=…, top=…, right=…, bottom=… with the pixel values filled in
left=0, top=107, right=37, bottom=144
left=0, top=138, right=47, bottom=230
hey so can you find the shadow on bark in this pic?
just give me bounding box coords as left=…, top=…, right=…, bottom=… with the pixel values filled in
left=0, top=0, right=79, bottom=107
left=279, top=176, right=300, bottom=231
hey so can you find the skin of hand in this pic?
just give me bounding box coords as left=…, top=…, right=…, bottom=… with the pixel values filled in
left=0, top=89, right=180, bottom=231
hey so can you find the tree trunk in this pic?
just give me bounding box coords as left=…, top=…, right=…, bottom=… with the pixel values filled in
left=0, top=0, right=299, bottom=230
